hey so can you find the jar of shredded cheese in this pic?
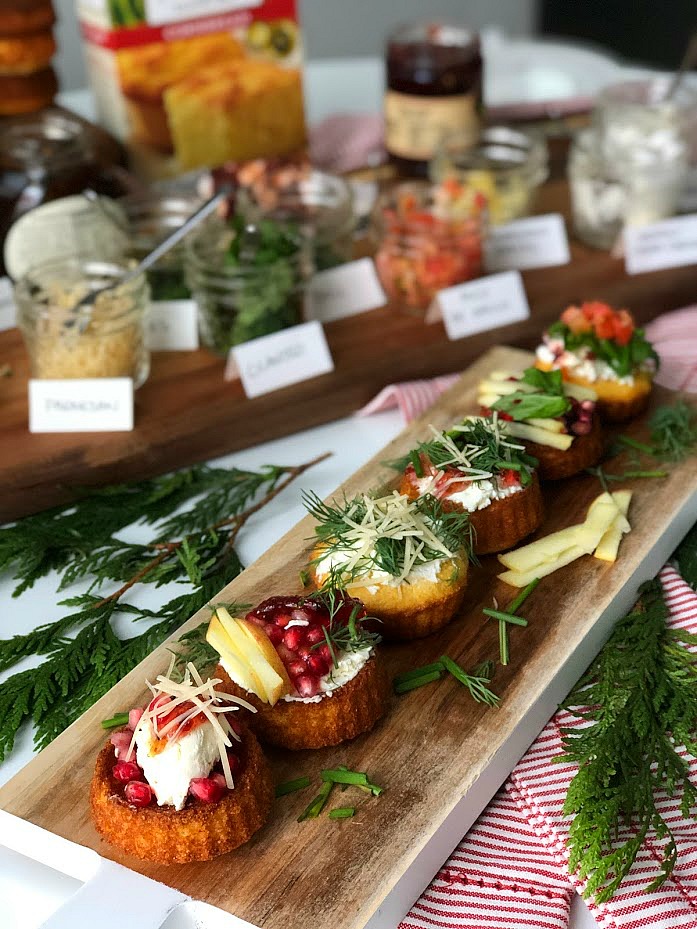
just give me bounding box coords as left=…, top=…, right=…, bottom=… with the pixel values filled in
left=15, top=257, right=150, bottom=386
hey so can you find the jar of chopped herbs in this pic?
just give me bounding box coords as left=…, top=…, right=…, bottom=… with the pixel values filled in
left=185, top=214, right=311, bottom=355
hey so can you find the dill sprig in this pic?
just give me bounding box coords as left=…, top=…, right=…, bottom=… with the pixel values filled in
left=304, top=490, right=473, bottom=588
left=389, top=415, right=537, bottom=488
left=308, top=584, right=381, bottom=665
left=558, top=578, right=697, bottom=903
left=0, top=455, right=327, bottom=763
left=649, top=400, right=697, bottom=462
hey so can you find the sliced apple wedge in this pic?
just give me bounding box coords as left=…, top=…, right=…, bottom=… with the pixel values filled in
left=507, top=422, right=574, bottom=450
left=206, top=614, right=267, bottom=700
left=498, top=545, right=588, bottom=587
left=562, top=382, right=597, bottom=403
left=526, top=417, right=565, bottom=433
left=214, top=608, right=292, bottom=706
left=594, top=491, right=632, bottom=563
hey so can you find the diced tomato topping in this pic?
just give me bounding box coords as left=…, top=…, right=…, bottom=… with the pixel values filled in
left=613, top=308, right=635, bottom=345
left=561, top=305, right=592, bottom=334
left=500, top=469, right=520, bottom=488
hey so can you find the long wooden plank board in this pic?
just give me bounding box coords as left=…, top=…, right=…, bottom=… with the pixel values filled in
left=2, top=346, right=697, bottom=929
left=2, top=178, right=697, bottom=522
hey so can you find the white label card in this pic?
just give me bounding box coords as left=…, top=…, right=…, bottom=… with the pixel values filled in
left=0, top=276, right=16, bottom=331
left=146, top=300, right=199, bottom=351
left=144, top=0, right=259, bottom=26
left=305, top=258, right=387, bottom=323
left=29, top=378, right=134, bottom=433
left=624, top=214, right=697, bottom=274
left=484, top=214, right=570, bottom=273
left=227, top=321, right=334, bottom=398
left=436, top=271, right=530, bottom=342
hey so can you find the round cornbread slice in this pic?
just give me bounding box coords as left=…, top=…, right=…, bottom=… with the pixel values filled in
left=0, top=67, right=56, bottom=115
left=0, top=31, right=55, bottom=75
left=311, top=555, right=469, bottom=640
left=522, top=414, right=604, bottom=481
left=215, top=652, right=390, bottom=750
left=90, top=728, right=273, bottom=864
left=399, top=472, right=544, bottom=556
left=0, top=1, right=55, bottom=35
left=536, top=361, right=653, bottom=423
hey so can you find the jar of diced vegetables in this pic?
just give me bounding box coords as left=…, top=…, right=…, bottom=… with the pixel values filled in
left=371, top=180, right=487, bottom=313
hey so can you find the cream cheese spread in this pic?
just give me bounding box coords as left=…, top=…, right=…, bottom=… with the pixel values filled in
left=135, top=718, right=219, bottom=811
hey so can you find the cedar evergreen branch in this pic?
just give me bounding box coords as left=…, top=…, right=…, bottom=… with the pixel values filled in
left=0, top=454, right=327, bottom=762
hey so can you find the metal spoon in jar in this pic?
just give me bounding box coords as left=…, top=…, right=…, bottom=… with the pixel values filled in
left=67, top=189, right=228, bottom=329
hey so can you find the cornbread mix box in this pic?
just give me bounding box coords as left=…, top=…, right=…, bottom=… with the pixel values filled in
left=76, top=0, right=306, bottom=178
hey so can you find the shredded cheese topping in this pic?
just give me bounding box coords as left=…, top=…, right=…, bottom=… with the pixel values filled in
left=423, top=414, right=526, bottom=482
left=129, top=660, right=255, bottom=790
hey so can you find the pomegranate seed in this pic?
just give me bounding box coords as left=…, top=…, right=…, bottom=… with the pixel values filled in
left=307, top=655, right=329, bottom=677
left=305, top=627, right=324, bottom=645
left=295, top=675, right=321, bottom=697
left=277, top=643, right=296, bottom=664
left=297, top=645, right=311, bottom=660
left=189, top=777, right=225, bottom=804
left=275, top=613, right=292, bottom=628
left=226, top=752, right=241, bottom=777
left=283, top=627, right=304, bottom=650
left=571, top=420, right=592, bottom=435
left=265, top=624, right=283, bottom=645
left=288, top=660, right=307, bottom=678
left=581, top=399, right=595, bottom=411
left=128, top=707, right=144, bottom=730
left=211, top=772, right=228, bottom=789
left=124, top=781, right=153, bottom=808
left=113, top=761, right=143, bottom=783
left=317, top=643, right=332, bottom=664
left=110, top=730, right=134, bottom=761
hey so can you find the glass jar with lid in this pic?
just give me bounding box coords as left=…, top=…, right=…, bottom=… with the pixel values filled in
left=15, top=257, right=150, bottom=387
left=0, top=111, right=105, bottom=276
left=237, top=169, right=356, bottom=271
left=185, top=215, right=311, bottom=356
left=371, top=180, right=486, bottom=314
left=568, top=127, right=688, bottom=250
left=430, top=126, right=548, bottom=224
left=385, top=22, right=483, bottom=176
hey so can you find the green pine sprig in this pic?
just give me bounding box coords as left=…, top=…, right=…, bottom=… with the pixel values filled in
left=558, top=578, right=697, bottom=903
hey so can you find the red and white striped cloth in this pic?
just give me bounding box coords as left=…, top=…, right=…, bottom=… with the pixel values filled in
left=356, top=307, right=697, bottom=425
left=401, top=567, right=697, bottom=929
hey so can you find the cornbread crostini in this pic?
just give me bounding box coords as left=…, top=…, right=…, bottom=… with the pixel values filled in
left=90, top=663, right=273, bottom=864
left=306, top=490, right=470, bottom=640
left=477, top=367, right=604, bottom=481
left=208, top=593, right=389, bottom=750
left=397, top=414, right=543, bottom=555
left=536, top=301, right=658, bottom=422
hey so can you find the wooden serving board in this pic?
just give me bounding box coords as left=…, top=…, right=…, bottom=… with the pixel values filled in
left=2, top=346, right=697, bottom=929
left=2, top=177, right=697, bottom=523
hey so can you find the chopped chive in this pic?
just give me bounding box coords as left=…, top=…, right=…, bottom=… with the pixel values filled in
left=321, top=768, right=383, bottom=795
left=507, top=578, right=540, bottom=615
left=499, top=620, right=509, bottom=666
left=393, top=661, right=445, bottom=684
left=337, top=764, right=350, bottom=792
left=329, top=807, right=355, bottom=819
left=298, top=779, right=333, bottom=821
left=101, top=712, right=129, bottom=730
left=299, top=569, right=310, bottom=588
left=394, top=670, right=442, bottom=693
left=494, top=459, right=524, bottom=471
left=410, top=449, right=424, bottom=478
left=616, top=435, right=655, bottom=455
left=622, top=470, right=668, bottom=479
left=483, top=608, right=529, bottom=627
left=275, top=776, right=311, bottom=797
left=440, top=655, right=499, bottom=706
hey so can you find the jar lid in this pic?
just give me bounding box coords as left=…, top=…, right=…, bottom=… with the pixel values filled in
left=0, top=112, right=90, bottom=170
left=387, top=21, right=480, bottom=52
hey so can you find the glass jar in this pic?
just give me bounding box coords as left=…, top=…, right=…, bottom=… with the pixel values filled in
left=237, top=169, right=356, bottom=271
left=430, top=126, right=548, bottom=224
left=568, top=127, right=688, bottom=250
left=0, top=111, right=104, bottom=276
left=122, top=194, right=201, bottom=301
left=385, top=21, right=483, bottom=176
left=371, top=181, right=486, bottom=314
left=15, top=258, right=150, bottom=387
left=185, top=217, right=310, bottom=356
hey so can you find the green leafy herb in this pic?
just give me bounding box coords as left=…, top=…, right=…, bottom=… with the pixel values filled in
left=483, top=608, right=528, bottom=627
left=547, top=320, right=659, bottom=378
left=321, top=768, right=383, bottom=795
left=498, top=620, right=509, bottom=665
left=307, top=586, right=382, bottom=666
left=329, top=807, right=356, bottom=819
left=440, top=655, right=499, bottom=706
left=506, top=578, right=540, bottom=613
left=492, top=392, right=570, bottom=422
left=298, top=779, right=334, bottom=821
left=650, top=401, right=697, bottom=462
left=394, top=669, right=443, bottom=693
left=521, top=367, right=565, bottom=394
left=558, top=579, right=697, bottom=902
left=275, top=776, right=311, bottom=797
left=101, top=712, right=129, bottom=730
left=394, top=661, right=446, bottom=685
left=0, top=454, right=326, bottom=763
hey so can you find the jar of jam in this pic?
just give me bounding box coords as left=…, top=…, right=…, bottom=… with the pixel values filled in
left=385, top=22, right=483, bottom=176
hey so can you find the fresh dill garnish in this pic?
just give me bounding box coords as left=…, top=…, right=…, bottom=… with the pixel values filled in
left=558, top=578, right=697, bottom=903
left=440, top=655, right=500, bottom=706
left=304, top=490, right=473, bottom=588
left=389, top=414, right=537, bottom=487
left=649, top=400, right=697, bottom=462
left=306, top=584, right=382, bottom=668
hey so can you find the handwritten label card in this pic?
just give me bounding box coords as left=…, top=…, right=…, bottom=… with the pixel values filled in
left=227, top=320, right=334, bottom=398
left=624, top=214, right=697, bottom=275
left=146, top=300, right=199, bottom=351
left=435, top=271, right=530, bottom=342
left=0, top=276, right=16, bottom=332
left=29, top=378, right=134, bottom=433
left=305, top=258, right=387, bottom=323
left=484, top=214, right=570, bottom=273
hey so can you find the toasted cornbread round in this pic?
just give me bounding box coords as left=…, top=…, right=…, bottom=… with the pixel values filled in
left=0, top=67, right=56, bottom=115
left=216, top=653, right=389, bottom=750
left=523, top=414, right=604, bottom=481
left=399, top=472, right=544, bottom=555
left=90, top=728, right=273, bottom=864
left=536, top=360, right=653, bottom=423
left=312, top=553, right=468, bottom=640
left=0, top=1, right=55, bottom=36
left=0, top=31, right=55, bottom=75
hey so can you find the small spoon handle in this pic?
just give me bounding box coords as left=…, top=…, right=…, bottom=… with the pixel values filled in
left=664, top=31, right=697, bottom=101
